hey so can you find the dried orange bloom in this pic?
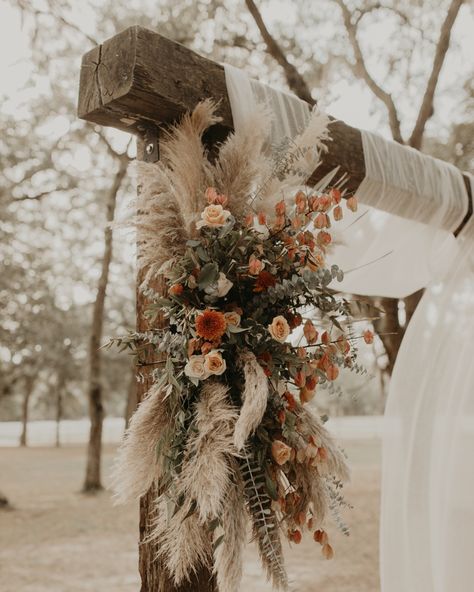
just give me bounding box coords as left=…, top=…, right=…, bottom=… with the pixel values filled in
left=195, top=309, right=227, bottom=341
left=289, top=529, right=302, bottom=544
left=169, top=283, right=184, bottom=296
left=322, top=543, right=334, bottom=560
left=275, top=200, right=286, bottom=216
left=330, top=188, right=342, bottom=204
left=326, top=365, right=339, bottom=381
left=304, top=319, right=319, bottom=344
left=333, top=205, right=343, bottom=221
left=363, top=329, right=374, bottom=344
left=346, top=196, right=358, bottom=212
left=300, top=387, right=316, bottom=404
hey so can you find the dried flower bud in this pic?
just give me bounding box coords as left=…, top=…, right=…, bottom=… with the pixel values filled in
left=304, top=319, right=319, bottom=344
left=363, top=329, right=374, bottom=344
left=275, top=200, right=286, bottom=216
left=271, top=440, right=292, bottom=465
left=346, top=196, right=358, bottom=212
left=333, top=205, right=343, bottom=221
left=322, top=543, right=334, bottom=560
left=330, top=188, right=342, bottom=204
left=326, top=365, right=339, bottom=381
left=300, top=387, right=315, bottom=404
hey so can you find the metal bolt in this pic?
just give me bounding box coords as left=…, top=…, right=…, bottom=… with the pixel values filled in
left=145, top=142, right=155, bottom=155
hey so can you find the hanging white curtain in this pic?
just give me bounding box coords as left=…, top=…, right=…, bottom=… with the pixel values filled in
left=223, top=63, right=473, bottom=591
left=381, top=188, right=474, bottom=591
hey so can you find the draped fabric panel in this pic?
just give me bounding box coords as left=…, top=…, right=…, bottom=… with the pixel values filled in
left=224, top=63, right=473, bottom=592
left=381, top=184, right=474, bottom=591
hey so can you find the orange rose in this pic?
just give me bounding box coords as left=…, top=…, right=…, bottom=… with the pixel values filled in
left=271, top=440, right=292, bottom=465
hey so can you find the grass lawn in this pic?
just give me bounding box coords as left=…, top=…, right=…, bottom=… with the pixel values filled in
left=0, top=439, right=380, bottom=591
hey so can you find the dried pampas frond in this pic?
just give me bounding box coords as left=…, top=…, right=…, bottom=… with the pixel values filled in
left=133, top=161, right=188, bottom=284
left=213, top=105, right=270, bottom=222
left=178, top=380, right=238, bottom=521
left=159, top=99, right=220, bottom=232
left=151, top=498, right=213, bottom=585
left=233, top=350, right=269, bottom=451
left=213, top=459, right=247, bottom=592
left=111, top=384, right=169, bottom=504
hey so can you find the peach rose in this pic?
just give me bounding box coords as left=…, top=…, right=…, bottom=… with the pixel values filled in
left=268, top=315, right=291, bottom=343
left=224, top=311, right=241, bottom=327
left=271, top=440, right=292, bottom=465
left=204, top=350, right=227, bottom=376
left=184, top=355, right=210, bottom=381
left=196, top=204, right=231, bottom=229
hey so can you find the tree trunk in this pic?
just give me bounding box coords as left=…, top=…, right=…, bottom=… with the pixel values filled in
left=19, top=376, right=35, bottom=447
left=0, top=490, right=10, bottom=509
left=136, top=134, right=217, bottom=592
left=55, top=372, right=66, bottom=448
left=124, top=363, right=138, bottom=430
left=83, top=159, right=128, bottom=493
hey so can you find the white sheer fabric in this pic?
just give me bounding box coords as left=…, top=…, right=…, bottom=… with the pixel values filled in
left=223, top=64, right=473, bottom=592
left=329, top=132, right=468, bottom=297
left=224, top=63, right=469, bottom=298
left=381, top=177, right=474, bottom=592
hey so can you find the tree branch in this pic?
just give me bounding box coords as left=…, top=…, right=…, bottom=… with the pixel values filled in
left=408, top=0, right=465, bottom=149
left=335, top=0, right=404, bottom=144
left=244, top=0, right=316, bottom=105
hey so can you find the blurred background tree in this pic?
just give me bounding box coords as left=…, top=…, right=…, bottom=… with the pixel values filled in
left=0, top=0, right=472, bottom=498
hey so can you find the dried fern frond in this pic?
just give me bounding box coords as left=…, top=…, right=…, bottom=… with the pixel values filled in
left=178, top=380, right=238, bottom=522
left=233, top=350, right=269, bottom=451
left=241, top=452, right=288, bottom=591
left=213, top=459, right=247, bottom=592
left=111, top=383, right=170, bottom=504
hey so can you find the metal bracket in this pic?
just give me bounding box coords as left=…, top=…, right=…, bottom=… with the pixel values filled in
left=139, top=123, right=160, bottom=163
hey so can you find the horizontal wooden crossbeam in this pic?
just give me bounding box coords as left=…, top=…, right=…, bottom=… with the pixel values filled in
left=77, top=25, right=472, bottom=233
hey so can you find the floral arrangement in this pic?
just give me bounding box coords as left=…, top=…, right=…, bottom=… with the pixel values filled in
left=111, top=101, right=373, bottom=592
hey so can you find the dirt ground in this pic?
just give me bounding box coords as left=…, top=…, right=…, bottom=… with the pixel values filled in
left=0, top=440, right=381, bottom=592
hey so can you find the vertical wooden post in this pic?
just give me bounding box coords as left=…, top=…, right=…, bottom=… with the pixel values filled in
left=135, top=128, right=217, bottom=591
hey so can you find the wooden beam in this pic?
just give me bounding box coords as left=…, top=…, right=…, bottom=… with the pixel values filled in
left=77, top=26, right=472, bottom=234
left=78, top=25, right=366, bottom=195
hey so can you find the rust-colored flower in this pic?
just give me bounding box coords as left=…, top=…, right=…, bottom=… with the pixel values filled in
left=314, top=212, right=328, bottom=229
left=283, top=391, right=297, bottom=411
left=195, top=309, right=227, bottom=341
left=313, top=529, right=328, bottom=545
left=169, top=283, right=184, bottom=296
left=289, top=529, right=302, bottom=544
left=363, top=329, right=374, bottom=344
left=254, top=270, right=277, bottom=293
left=295, top=191, right=307, bottom=213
